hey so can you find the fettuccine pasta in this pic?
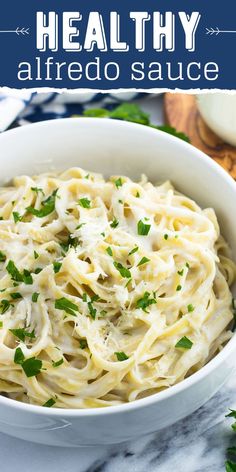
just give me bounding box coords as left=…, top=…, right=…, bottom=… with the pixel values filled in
left=0, top=167, right=234, bottom=408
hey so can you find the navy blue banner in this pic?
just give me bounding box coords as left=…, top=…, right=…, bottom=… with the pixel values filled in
left=0, top=0, right=235, bottom=89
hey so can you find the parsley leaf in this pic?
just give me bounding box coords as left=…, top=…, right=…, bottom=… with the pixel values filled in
left=0, top=251, right=6, bottom=262
left=22, top=270, right=33, bottom=285
left=43, top=398, right=56, bottom=408
left=26, top=189, right=58, bottom=218
left=0, top=299, right=11, bottom=314
left=175, top=336, right=193, bottom=349
left=83, top=108, right=110, bottom=118
left=14, top=347, right=25, bottom=364
left=34, top=250, right=39, bottom=260
left=60, top=235, right=79, bottom=253
left=13, top=212, right=22, bottom=223
left=52, top=358, right=64, bottom=368
left=226, top=409, right=236, bottom=419
left=137, top=257, right=150, bottom=267
left=78, top=198, right=91, bottom=209
left=225, top=461, right=236, bottom=472
left=114, top=178, right=123, bottom=188
left=128, top=246, right=139, bottom=256
left=177, top=269, right=184, bottom=276
left=115, top=351, right=129, bottom=361
left=79, top=339, right=88, bottom=349
left=53, top=261, right=62, bottom=273
left=106, top=247, right=113, bottom=256
left=22, top=357, right=43, bottom=377
left=176, top=285, right=182, bottom=291
left=10, top=328, right=35, bottom=343
left=137, top=219, right=151, bottom=236
left=31, top=187, right=45, bottom=196
left=110, top=218, right=119, bottom=228
left=6, top=260, right=23, bottom=282
left=136, top=292, right=156, bottom=312
left=81, top=103, right=189, bottom=142
left=187, top=304, right=194, bottom=313
left=88, top=301, right=97, bottom=319
left=156, top=125, right=190, bottom=143
left=164, top=234, right=169, bottom=240
left=32, top=292, right=39, bottom=303
left=55, top=297, right=78, bottom=316
left=109, top=103, right=150, bottom=125
left=113, top=261, right=131, bottom=279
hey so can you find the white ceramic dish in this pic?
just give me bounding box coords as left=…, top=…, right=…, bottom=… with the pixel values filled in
left=197, top=93, right=236, bottom=146
left=0, top=118, right=235, bottom=447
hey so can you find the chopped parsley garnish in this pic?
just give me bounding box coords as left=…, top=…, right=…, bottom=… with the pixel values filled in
left=32, top=292, right=39, bottom=303
left=14, top=347, right=25, bottom=364
left=106, top=247, right=113, bottom=256
left=76, top=223, right=86, bottom=230
left=79, top=339, right=88, bottom=349
left=6, top=261, right=33, bottom=285
left=26, top=189, right=58, bottom=218
left=136, top=191, right=140, bottom=198
left=128, top=246, right=139, bottom=256
left=52, top=358, right=64, bottom=368
left=114, top=178, right=123, bottom=188
left=60, top=235, right=79, bottom=253
left=13, top=212, right=22, bottom=223
left=187, top=304, right=194, bottom=313
left=35, top=267, right=43, bottom=274
left=177, top=269, right=184, bottom=276
left=164, top=234, right=169, bottom=240
left=226, top=409, right=236, bottom=419
left=53, top=261, right=62, bottom=273
left=11, top=292, right=22, bottom=300
left=100, top=310, right=107, bottom=316
left=43, top=398, right=56, bottom=408
left=31, top=187, right=45, bottom=196
left=22, top=357, right=43, bottom=377
left=23, top=270, right=33, bottom=285
left=110, top=218, right=119, bottom=228
left=78, top=197, right=91, bottom=209
left=55, top=297, right=78, bottom=316
left=88, top=301, right=97, bottom=319
left=82, top=293, right=87, bottom=302
left=0, top=299, right=11, bottom=314
left=113, top=261, right=131, bottom=279
left=225, top=460, right=236, bottom=471
left=136, top=291, right=156, bottom=312
left=137, top=219, right=151, bottom=236
left=137, top=257, right=150, bottom=267
left=175, top=336, right=193, bottom=349
left=186, top=262, right=190, bottom=269
left=176, top=285, right=182, bottom=291
left=101, top=232, right=105, bottom=237
left=115, top=351, right=129, bottom=361
left=118, top=199, right=123, bottom=204
left=0, top=321, right=2, bottom=328
left=6, top=260, right=23, bottom=282
left=34, top=250, right=39, bottom=260
left=10, top=328, right=35, bottom=343
left=0, top=251, right=6, bottom=262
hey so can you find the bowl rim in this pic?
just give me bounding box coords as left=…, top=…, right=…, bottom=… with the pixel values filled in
left=0, top=117, right=235, bottom=417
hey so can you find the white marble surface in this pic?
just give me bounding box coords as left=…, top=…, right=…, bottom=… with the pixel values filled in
left=1, top=94, right=235, bottom=472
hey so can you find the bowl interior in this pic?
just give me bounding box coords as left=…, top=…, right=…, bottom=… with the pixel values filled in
left=1, top=118, right=236, bottom=265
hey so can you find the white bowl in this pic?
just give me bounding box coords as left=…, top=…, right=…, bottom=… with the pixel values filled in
left=197, top=93, right=236, bottom=146
left=0, top=118, right=235, bottom=447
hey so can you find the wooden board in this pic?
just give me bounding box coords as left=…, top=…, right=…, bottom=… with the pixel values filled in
left=164, top=93, right=236, bottom=179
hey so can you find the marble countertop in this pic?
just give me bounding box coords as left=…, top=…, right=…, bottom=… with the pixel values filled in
left=1, top=94, right=235, bottom=472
